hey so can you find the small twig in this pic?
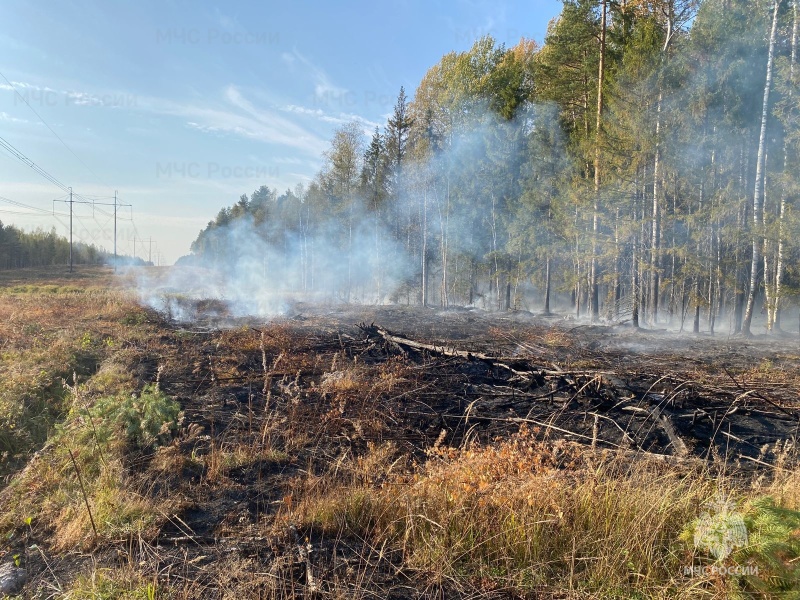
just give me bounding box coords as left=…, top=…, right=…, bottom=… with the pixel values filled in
left=261, top=330, right=269, bottom=398
left=32, top=544, right=62, bottom=594
left=723, top=366, right=798, bottom=420
left=588, top=411, right=636, bottom=448
left=67, top=447, right=98, bottom=539
left=443, top=413, right=625, bottom=449
left=67, top=373, right=108, bottom=468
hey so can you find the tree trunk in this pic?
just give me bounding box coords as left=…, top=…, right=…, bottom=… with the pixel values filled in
left=763, top=165, right=775, bottom=329
left=742, top=0, right=781, bottom=335
left=491, top=193, right=500, bottom=310
left=422, top=188, right=428, bottom=306
left=441, top=164, right=451, bottom=307
left=544, top=257, right=551, bottom=314
left=590, top=0, right=607, bottom=323
left=608, top=207, right=620, bottom=319
left=650, top=91, right=663, bottom=325
left=773, top=0, right=797, bottom=330
left=631, top=167, right=641, bottom=328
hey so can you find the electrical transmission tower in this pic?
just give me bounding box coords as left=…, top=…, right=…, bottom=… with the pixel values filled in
left=54, top=190, right=131, bottom=272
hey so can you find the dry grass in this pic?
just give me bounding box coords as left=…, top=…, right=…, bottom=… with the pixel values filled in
left=0, top=267, right=179, bottom=554
left=288, top=430, right=728, bottom=597
left=0, top=267, right=162, bottom=478
left=60, top=566, right=159, bottom=599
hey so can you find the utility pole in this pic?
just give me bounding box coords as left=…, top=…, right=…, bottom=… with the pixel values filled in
left=55, top=192, right=131, bottom=273
left=68, top=187, right=73, bottom=273
left=113, top=190, right=117, bottom=272
left=136, top=237, right=155, bottom=265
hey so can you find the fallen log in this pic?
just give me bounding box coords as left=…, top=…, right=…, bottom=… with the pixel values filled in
left=360, top=323, right=567, bottom=379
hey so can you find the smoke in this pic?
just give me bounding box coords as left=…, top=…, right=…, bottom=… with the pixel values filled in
left=133, top=97, right=576, bottom=323
left=134, top=207, right=415, bottom=322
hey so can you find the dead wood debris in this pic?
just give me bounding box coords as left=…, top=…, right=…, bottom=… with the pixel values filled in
left=357, top=322, right=800, bottom=466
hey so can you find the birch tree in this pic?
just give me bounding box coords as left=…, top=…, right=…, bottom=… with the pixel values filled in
left=742, top=0, right=782, bottom=335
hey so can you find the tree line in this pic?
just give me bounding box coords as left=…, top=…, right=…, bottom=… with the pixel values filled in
left=0, top=222, right=111, bottom=270
left=191, top=0, right=800, bottom=334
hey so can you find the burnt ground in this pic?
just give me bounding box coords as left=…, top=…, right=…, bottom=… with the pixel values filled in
left=17, top=301, right=800, bottom=598
left=160, top=305, right=799, bottom=592
left=237, top=303, right=800, bottom=466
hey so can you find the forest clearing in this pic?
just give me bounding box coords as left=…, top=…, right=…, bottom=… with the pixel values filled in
left=1, top=266, right=799, bottom=598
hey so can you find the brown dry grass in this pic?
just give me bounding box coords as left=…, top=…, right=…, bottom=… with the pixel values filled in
left=286, top=430, right=722, bottom=597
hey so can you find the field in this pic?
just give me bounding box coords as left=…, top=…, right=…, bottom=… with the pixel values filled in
left=1, top=266, right=800, bottom=599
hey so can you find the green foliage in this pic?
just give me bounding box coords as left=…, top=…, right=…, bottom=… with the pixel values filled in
left=735, top=496, right=800, bottom=594
left=681, top=495, right=800, bottom=595
left=534, top=0, right=600, bottom=145
left=0, top=354, right=82, bottom=476
left=65, top=569, right=158, bottom=599
left=120, top=310, right=150, bottom=326
left=91, top=384, right=181, bottom=449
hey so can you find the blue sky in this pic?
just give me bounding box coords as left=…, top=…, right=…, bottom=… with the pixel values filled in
left=1, top=0, right=563, bottom=264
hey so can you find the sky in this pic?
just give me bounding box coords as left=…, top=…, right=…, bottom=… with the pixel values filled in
left=0, top=0, right=563, bottom=265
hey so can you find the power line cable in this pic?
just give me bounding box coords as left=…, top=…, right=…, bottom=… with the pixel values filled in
left=0, top=69, right=115, bottom=194
left=0, top=195, right=69, bottom=215
left=0, top=208, right=63, bottom=217
left=0, top=135, right=70, bottom=193
left=72, top=213, right=105, bottom=248
left=0, top=139, right=144, bottom=263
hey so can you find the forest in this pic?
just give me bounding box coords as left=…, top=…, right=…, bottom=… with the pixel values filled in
left=0, top=221, right=108, bottom=270
left=189, top=0, right=800, bottom=335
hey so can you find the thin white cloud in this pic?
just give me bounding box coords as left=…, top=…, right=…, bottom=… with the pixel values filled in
left=283, top=103, right=380, bottom=129
left=0, top=80, right=56, bottom=92
left=3, top=78, right=326, bottom=155
left=281, top=48, right=348, bottom=99
left=0, top=111, right=29, bottom=124
left=271, top=156, right=308, bottom=165
left=283, top=105, right=325, bottom=118
left=132, top=86, right=328, bottom=156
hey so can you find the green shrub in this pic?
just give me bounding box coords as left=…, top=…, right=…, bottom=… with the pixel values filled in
left=120, top=311, right=149, bottom=326
left=92, top=384, right=181, bottom=449
left=681, top=495, right=800, bottom=596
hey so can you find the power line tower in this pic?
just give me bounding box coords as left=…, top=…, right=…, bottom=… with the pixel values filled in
left=54, top=192, right=131, bottom=273
left=131, top=237, right=156, bottom=265
left=114, top=191, right=118, bottom=272
left=68, top=187, right=73, bottom=272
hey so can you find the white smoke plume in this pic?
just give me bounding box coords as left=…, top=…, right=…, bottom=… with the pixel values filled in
left=134, top=210, right=415, bottom=322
